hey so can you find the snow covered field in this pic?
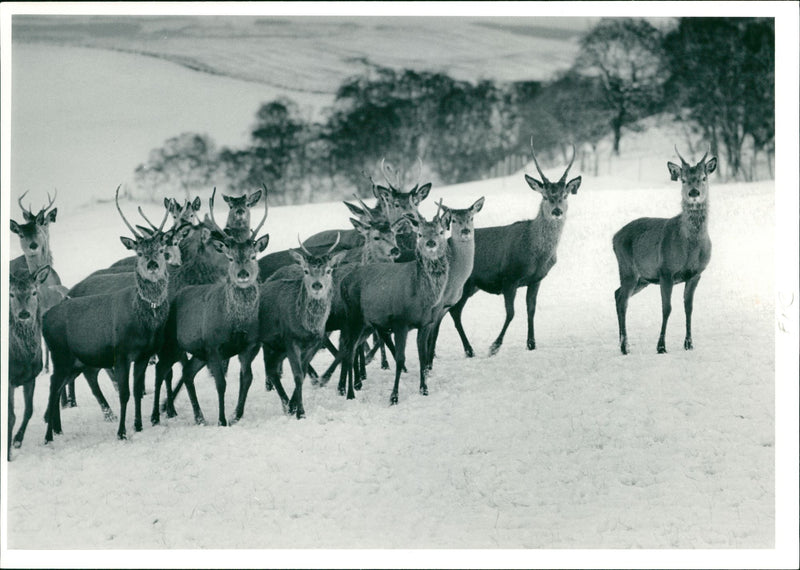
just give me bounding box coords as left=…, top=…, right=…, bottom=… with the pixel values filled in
left=4, top=171, right=780, bottom=556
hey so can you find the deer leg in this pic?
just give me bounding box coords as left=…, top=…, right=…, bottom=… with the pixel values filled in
left=180, top=357, right=208, bottom=425
left=417, top=327, right=430, bottom=396
left=132, top=359, right=148, bottom=432
left=320, top=345, right=344, bottom=388
left=115, top=361, right=131, bottom=440
left=13, top=381, right=36, bottom=452
left=83, top=367, right=115, bottom=421
left=152, top=357, right=172, bottom=425
left=657, top=276, right=674, bottom=354
left=207, top=355, right=228, bottom=427
left=263, top=349, right=290, bottom=413
left=378, top=333, right=390, bottom=370
left=490, top=286, right=518, bottom=356
left=390, top=327, right=409, bottom=406
left=45, top=366, right=79, bottom=441
left=355, top=342, right=367, bottom=391
left=614, top=276, right=641, bottom=355
left=683, top=275, right=701, bottom=350
left=8, top=384, right=15, bottom=460
left=525, top=280, right=543, bottom=350
left=286, top=345, right=306, bottom=419
left=234, top=345, right=260, bottom=422
left=450, top=284, right=477, bottom=358
left=66, top=379, right=77, bottom=408
left=165, top=353, right=188, bottom=415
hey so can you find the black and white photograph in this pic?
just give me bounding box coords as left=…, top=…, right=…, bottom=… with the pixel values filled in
left=1, top=2, right=798, bottom=568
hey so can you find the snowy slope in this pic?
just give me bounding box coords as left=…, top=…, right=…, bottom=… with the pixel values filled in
left=5, top=171, right=777, bottom=556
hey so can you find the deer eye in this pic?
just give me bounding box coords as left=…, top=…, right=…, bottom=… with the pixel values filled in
left=9, top=293, right=14, bottom=298
left=373, top=236, right=380, bottom=241
left=325, top=268, right=332, bottom=275
left=303, top=269, right=309, bottom=275
left=137, top=251, right=143, bottom=257
left=250, top=254, right=256, bottom=261
left=32, top=290, right=37, bottom=296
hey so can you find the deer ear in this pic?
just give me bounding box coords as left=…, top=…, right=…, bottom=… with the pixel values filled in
left=164, top=197, right=171, bottom=209
left=175, top=224, right=193, bottom=243
left=344, top=202, right=365, bottom=218
left=289, top=249, right=305, bottom=266
left=191, top=196, right=202, bottom=211
left=247, top=190, right=263, bottom=208
left=255, top=234, right=270, bottom=253
left=120, top=236, right=137, bottom=251
left=200, top=227, right=212, bottom=243
left=524, top=174, right=544, bottom=193
left=472, top=196, right=485, bottom=212
left=415, top=183, right=432, bottom=202
left=667, top=162, right=682, bottom=181
left=46, top=208, right=58, bottom=223
left=350, top=218, right=369, bottom=234
left=34, top=265, right=51, bottom=285
left=705, top=157, right=717, bottom=175
left=566, top=176, right=582, bottom=195
left=222, top=194, right=233, bottom=205
left=211, top=239, right=228, bottom=255
left=10, top=219, right=21, bottom=235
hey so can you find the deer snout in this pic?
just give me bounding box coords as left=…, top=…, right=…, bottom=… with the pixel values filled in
left=18, top=310, right=31, bottom=320
left=389, top=247, right=400, bottom=258
left=311, top=281, right=323, bottom=291
left=146, top=260, right=160, bottom=272
left=237, top=269, right=250, bottom=281
left=688, top=188, right=700, bottom=198
left=460, top=228, right=471, bottom=239
left=551, top=208, right=563, bottom=218
left=28, top=242, right=39, bottom=250
left=425, top=239, right=437, bottom=249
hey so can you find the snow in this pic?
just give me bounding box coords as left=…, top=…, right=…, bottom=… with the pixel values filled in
left=4, top=172, right=779, bottom=557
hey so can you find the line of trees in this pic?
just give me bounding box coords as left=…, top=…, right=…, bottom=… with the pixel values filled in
left=134, top=17, right=774, bottom=204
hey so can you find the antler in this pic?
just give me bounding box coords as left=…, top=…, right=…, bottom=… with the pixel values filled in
left=411, top=156, right=424, bottom=189
left=380, top=158, right=400, bottom=190
left=352, top=193, right=375, bottom=221
left=251, top=184, right=269, bottom=238
left=674, top=145, right=689, bottom=167
left=434, top=197, right=444, bottom=221
left=530, top=137, right=549, bottom=183
left=207, top=187, right=227, bottom=236
left=137, top=205, right=169, bottom=233
left=115, top=185, right=142, bottom=238
left=17, top=191, right=34, bottom=220
left=43, top=189, right=57, bottom=215
left=559, top=144, right=577, bottom=183
left=297, top=234, right=313, bottom=257
left=326, top=232, right=341, bottom=255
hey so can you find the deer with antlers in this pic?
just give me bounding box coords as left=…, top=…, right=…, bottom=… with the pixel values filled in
left=337, top=204, right=451, bottom=404
left=235, top=237, right=347, bottom=420
left=613, top=147, right=717, bottom=354
left=448, top=142, right=582, bottom=357
left=43, top=187, right=174, bottom=442
left=152, top=189, right=270, bottom=427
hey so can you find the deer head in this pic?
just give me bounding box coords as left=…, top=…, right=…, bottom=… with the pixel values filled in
left=524, top=142, right=581, bottom=221
left=373, top=158, right=432, bottom=226
left=350, top=217, right=402, bottom=261
left=116, top=186, right=170, bottom=283
left=667, top=147, right=717, bottom=207
left=9, top=265, right=51, bottom=325
left=292, top=235, right=347, bottom=301
left=441, top=196, right=485, bottom=242
left=10, top=191, right=58, bottom=260
left=222, top=188, right=263, bottom=234
left=409, top=203, right=449, bottom=262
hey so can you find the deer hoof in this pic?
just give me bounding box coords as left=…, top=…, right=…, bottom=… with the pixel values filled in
left=464, top=348, right=474, bottom=358
left=489, top=342, right=502, bottom=356
left=13, top=439, right=22, bottom=449
left=265, top=381, right=274, bottom=392
left=657, top=346, right=667, bottom=354
left=420, top=386, right=428, bottom=396
left=134, top=422, right=142, bottom=432
left=381, top=361, right=390, bottom=370
left=684, top=339, right=694, bottom=350
left=194, top=415, right=206, bottom=426
left=389, top=394, right=398, bottom=406
left=218, top=419, right=228, bottom=427
left=527, top=340, right=536, bottom=350
left=354, top=380, right=362, bottom=391
left=151, top=415, right=160, bottom=426
left=295, top=410, right=305, bottom=420
left=103, top=409, right=117, bottom=422
left=117, top=432, right=127, bottom=440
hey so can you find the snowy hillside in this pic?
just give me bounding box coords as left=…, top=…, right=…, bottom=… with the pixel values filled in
left=5, top=169, right=778, bottom=559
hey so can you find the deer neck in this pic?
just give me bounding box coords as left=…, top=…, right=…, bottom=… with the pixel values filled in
left=416, top=249, right=450, bottom=306
left=530, top=206, right=566, bottom=255
left=680, top=199, right=709, bottom=240
left=24, top=244, right=53, bottom=273
left=296, top=283, right=331, bottom=337
left=174, top=246, right=227, bottom=287
left=225, top=281, right=259, bottom=329
left=446, top=236, right=475, bottom=290
left=134, top=272, right=169, bottom=323
left=9, top=314, right=42, bottom=361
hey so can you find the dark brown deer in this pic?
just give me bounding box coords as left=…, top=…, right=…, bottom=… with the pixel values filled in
left=338, top=207, right=450, bottom=404
left=221, top=188, right=263, bottom=239
left=420, top=196, right=485, bottom=371
left=613, top=147, right=717, bottom=354
left=8, top=265, right=51, bottom=460
left=153, top=189, right=270, bottom=426
left=448, top=143, right=581, bottom=356
left=235, top=238, right=347, bottom=420
left=43, top=186, right=172, bottom=442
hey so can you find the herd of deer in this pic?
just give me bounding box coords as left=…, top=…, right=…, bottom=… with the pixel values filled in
left=7, top=144, right=717, bottom=460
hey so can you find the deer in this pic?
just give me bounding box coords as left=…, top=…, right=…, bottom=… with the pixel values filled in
left=337, top=205, right=451, bottom=403
left=151, top=189, right=270, bottom=427
left=235, top=238, right=347, bottom=421
left=448, top=142, right=582, bottom=357
left=8, top=265, right=51, bottom=460
left=613, top=147, right=717, bottom=355
left=302, top=159, right=431, bottom=259
left=10, top=193, right=67, bottom=344
left=43, top=186, right=173, bottom=442
left=419, top=196, right=485, bottom=372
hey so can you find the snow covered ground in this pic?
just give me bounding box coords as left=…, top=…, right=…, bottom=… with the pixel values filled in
left=4, top=170, right=782, bottom=560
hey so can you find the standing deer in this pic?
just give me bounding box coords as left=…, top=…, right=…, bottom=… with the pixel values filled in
left=153, top=189, right=269, bottom=427
left=10, top=191, right=67, bottom=377
left=613, top=147, right=717, bottom=354
left=338, top=206, right=450, bottom=404
left=235, top=238, right=346, bottom=420
left=448, top=143, right=581, bottom=356
left=8, top=265, right=51, bottom=460
left=221, top=188, right=263, bottom=239
left=420, top=196, right=485, bottom=371
left=43, top=187, right=172, bottom=441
